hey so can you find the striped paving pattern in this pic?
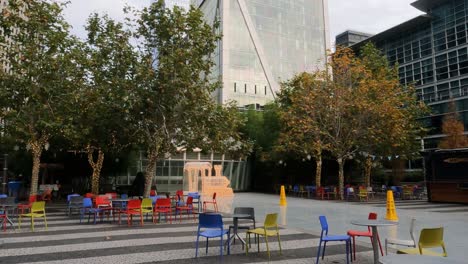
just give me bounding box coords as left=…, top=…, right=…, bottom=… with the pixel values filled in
left=344, top=200, right=468, bottom=214
left=0, top=204, right=373, bottom=264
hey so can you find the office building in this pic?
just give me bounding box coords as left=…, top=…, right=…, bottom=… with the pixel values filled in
left=196, top=0, right=330, bottom=107
left=335, top=30, right=373, bottom=47
left=351, top=0, right=468, bottom=149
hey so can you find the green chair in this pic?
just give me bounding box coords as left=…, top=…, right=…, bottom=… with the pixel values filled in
left=397, top=227, right=447, bottom=257
left=19, top=201, right=47, bottom=231
left=140, top=198, right=153, bottom=222
left=246, top=213, right=282, bottom=259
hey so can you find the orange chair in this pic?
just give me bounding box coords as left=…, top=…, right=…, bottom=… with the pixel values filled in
left=176, top=196, right=195, bottom=222
left=41, top=189, right=52, bottom=203
left=347, top=212, right=383, bottom=260
left=203, top=192, right=218, bottom=212
left=17, top=195, right=37, bottom=214
left=119, top=199, right=143, bottom=226
left=96, top=195, right=113, bottom=221
left=153, top=198, right=172, bottom=224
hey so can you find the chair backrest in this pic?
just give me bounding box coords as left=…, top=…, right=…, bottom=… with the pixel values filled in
left=185, top=196, right=193, bottom=206
left=319, top=215, right=329, bottom=236
left=120, top=193, right=128, bottom=199
left=156, top=198, right=171, bottom=208
left=212, top=192, right=217, bottom=200
left=127, top=199, right=142, bottom=209
left=4, top=197, right=15, bottom=204
left=85, top=193, right=94, bottom=198
left=105, top=192, right=117, bottom=199
left=188, top=192, right=200, bottom=199
left=176, top=190, right=184, bottom=197
left=150, top=189, right=156, bottom=196
left=419, top=227, right=444, bottom=248
left=149, top=195, right=158, bottom=205
left=29, top=195, right=37, bottom=203
left=233, top=207, right=255, bottom=220
left=263, top=213, right=278, bottom=228
left=367, top=186, right=373, bottom=192
left=96, top=196, right=111, bottom=206
left=368, top=212, right=377, bottom=220
left=293, top=185, right=299, bottom=192
left=67, top=194, right=80, bottom=203
left=409, top=218, right=416, bottom=243
left=141, top=198, right=153, bottom=209
left=83, top=198, right=93, bottom=208
left=198, top=213, right=223, bottom=229
left=0, top=194, right=7, bottom=199
left=31, top=201, right=45, bottom=213
left=347, top=187, right=354, bottom=194
left=70, top=196, right=83, bottom=204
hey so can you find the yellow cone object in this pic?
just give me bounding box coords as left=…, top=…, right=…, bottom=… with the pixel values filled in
left=279, top=185, right=287, bottom=206
left=385, top=190, right=398, bottom=221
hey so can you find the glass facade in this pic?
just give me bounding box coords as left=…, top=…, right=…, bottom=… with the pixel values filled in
left=198, top=0, right=329, bottom=106
left=360, top=0, right=468, bottom=149
left=117, top=151, right=250, bottom=192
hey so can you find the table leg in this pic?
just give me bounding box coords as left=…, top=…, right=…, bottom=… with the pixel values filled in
left=371, top=226, right=379, bottom=264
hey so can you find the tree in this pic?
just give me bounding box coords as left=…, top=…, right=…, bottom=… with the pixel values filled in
left=276, top=46, right=427, bottom=199
left=357, top=43, right=428, bottom=186
left=438, top=100, right=468, bottom=149
left=0, top=0, right=77, bottom=196
left=132, top=1, right=236, bottom=197
left=63, top=13, right=138, bottom=194
left=277, top=73, right=329, bottom=187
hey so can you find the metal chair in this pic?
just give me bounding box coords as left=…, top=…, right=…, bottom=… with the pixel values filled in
left=246, top=213, right=282, bottom=259
left=397, top=227, right=447, bottom=257
left=67, top=196, right=83, bottom=216
left=386, top=218, right=416, bottom=255
left=195, top=213, right=230, bottom=258
left=316, top=215, right=351, bottom=264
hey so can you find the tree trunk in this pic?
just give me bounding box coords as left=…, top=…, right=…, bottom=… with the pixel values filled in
left=29, top=141, right=43, bottom=196
left=315, top=154, right=322, bottom=187
left=144, top=150, right=158, bottom=198
left=364, top=156, right=372, bottom=187
left=337, top=158, right=345, bottom=200
left=87, top=146, right=105, bottom=195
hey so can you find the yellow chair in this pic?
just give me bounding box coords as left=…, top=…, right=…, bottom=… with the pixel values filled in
left=19, top=201, right=47, bottom=231
left=141, top=198, right=153, bottom=222
left=246, top=213, right=282, bottom=259
left=357, top=187, right=369, bottom=202
left=397, top=227, right=447, bottom=257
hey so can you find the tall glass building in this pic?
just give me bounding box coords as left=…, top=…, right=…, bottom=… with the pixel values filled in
left=351, top=0, right=468, bottom=149
left=195, top=0, right=330, bottom=107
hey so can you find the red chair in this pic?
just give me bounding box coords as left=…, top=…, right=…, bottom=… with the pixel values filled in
left=85, top=193, right=95, bottom=198
left=203, top=192, right=218, bottom=212
left=0, top=210, right=7, bottom=232
left=119, top=199, right=143, bottom=226
left=150, top=189, right=157, bottom=196
left=316, top=187, right=325, bottom=200
left=96, top=195, right=113, bottom=221
left=176, top=196, right=195, bottom=222
left=17, top=195, right=37, bottom=214
left=347, top=212, right=383, bottom=260
left=153, top=198, right=172, bottom=224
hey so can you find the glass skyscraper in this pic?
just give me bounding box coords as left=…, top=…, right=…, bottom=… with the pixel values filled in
left=196, top=0, right=330, bottom=107
left=351, top=0, right=468, bottom=149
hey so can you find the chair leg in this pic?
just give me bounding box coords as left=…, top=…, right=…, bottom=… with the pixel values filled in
left=322, top=241, right=327, bottom=260
left=316, top=240, right=322, bottom=264
left=220, top=234, right=223, bottom=259
left=31, top=216, right=34, bottom=232
left=257, top=234, right=260, bottom=252
left=246, top=233, right=249, bottom=255
left=206, top=237, right=209, bottom=254
left=277, top=232, right=282, bottom=255
left=265, top=235, right=270, bottom=259
left=44, top=214, right=48, bottom=230
left=195, top=235, right=200, bottom=258
left=346, top=240, right=350, bottom=264
left=18, top=215, right=21, bottom=230
left=385, top=239, right=388, bottom=255
left=353, top=236, right=357, bottom=260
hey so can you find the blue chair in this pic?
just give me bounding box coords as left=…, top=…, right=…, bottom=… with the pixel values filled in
left=120, top=194, right=128, bottom=199
left=0, top=194, right=7, bottom=199
left=195, top=213, right=230, bottom=258
left=80, top=198, right=102, bottom=224
left=188, top=192, right=201, bottom=212
left=67, top=194, right=81, bottom=215
left=316, top=216, right=351, bottom=264
left=293, top=185, right=300, bottom=196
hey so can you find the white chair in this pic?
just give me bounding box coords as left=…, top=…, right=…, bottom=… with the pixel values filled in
left=385, top=218, right=416, bottom=255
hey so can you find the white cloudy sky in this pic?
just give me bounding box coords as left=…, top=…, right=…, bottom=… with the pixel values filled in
left=62, top=0, right=424, bottom=46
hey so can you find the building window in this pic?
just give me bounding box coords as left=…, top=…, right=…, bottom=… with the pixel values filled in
left=244, top=84, right=247, bottom=93
left=254, top=85, right=257, bottom=94
left=265, top=86, right=267, bottom=95
left=234, top=82, right=237, bottom=92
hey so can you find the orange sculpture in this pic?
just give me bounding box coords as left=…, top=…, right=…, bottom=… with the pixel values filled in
left=183, top=162, right=233, bottom=213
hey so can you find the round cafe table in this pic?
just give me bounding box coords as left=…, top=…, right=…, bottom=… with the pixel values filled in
left=379, top=254, right=464, bottom=264
left=351, top=219, right=398, bottom=264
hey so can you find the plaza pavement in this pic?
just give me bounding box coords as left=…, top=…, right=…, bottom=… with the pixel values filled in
left=1, top=192, right=466, bottom=263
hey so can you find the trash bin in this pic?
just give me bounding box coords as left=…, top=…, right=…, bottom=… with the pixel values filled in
left=8, top=181, right=22, bottom=200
